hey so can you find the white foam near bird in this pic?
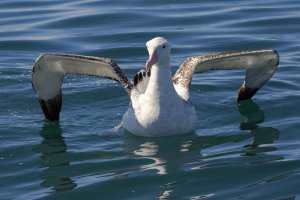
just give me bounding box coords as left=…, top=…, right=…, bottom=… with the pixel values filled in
left=32, top=37, right=279, bottom=137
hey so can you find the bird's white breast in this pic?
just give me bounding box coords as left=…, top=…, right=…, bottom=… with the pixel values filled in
left=122, top=92, right=197, bottom=137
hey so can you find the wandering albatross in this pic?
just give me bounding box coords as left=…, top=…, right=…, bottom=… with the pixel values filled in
left=32, top=37, right=279, bottom=137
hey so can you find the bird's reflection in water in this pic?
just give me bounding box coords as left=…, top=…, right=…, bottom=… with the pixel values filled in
left=124, top=132, right=200, bottom=175
left=125, top=100, right=280, bottom=176
left=238, top=100, right=280, bottom=154
left=132, top=141, right=167, bottom=175
left=33, top=122, right=76, bottom=192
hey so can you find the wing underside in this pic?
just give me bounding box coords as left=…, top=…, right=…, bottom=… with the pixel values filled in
left=32, top=54, right=133, bottom=120
left=173, top=50, right=279, bottom=101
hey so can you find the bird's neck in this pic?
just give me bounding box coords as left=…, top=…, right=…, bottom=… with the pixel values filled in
left=145, top=64, right=177, bottom=100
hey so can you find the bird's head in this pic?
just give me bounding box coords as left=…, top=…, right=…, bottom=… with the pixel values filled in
left=146, top=37, right=171, bottom=72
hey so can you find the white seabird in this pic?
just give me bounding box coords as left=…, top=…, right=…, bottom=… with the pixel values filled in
left=32, top=37, right=279, bottom=137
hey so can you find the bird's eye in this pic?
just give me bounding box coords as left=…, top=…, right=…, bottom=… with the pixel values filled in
left=163, top=45, right=166, bottom=49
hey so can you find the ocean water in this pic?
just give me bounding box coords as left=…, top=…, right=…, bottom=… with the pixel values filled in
left=1, top=0, right=300, bottom=199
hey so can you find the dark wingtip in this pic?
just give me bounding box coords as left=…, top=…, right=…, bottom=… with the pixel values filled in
left=38, top=92, right=62, bottom=121
left=237, top=85, right=259, bottom=102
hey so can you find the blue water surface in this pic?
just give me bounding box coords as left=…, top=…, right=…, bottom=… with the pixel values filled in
left=1, top=0, right=300, bottom=199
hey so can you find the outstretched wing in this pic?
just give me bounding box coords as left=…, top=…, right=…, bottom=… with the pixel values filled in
left=32, top=54, right=133, bottom=121
left=172, top=50, right=279, bottom=101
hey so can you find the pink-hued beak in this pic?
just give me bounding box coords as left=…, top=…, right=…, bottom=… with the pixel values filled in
left=146, top=49, right=158, bottom=72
